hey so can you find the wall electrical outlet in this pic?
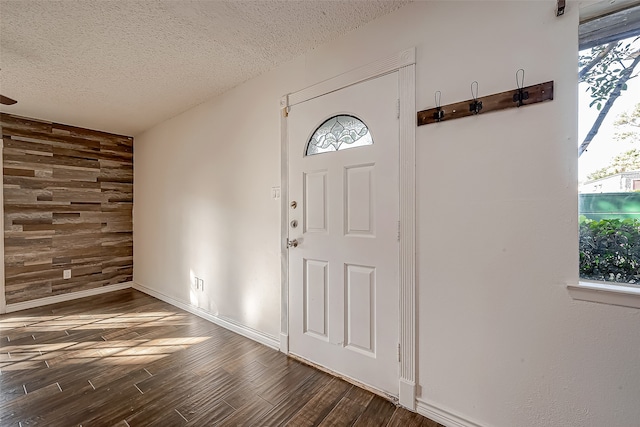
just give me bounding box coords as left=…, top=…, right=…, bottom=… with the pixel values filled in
left=63, top=269, right=71, bottom=279
left=194, top=276, right=199, bottom=289
left=199, top=278, right=204, bottom=290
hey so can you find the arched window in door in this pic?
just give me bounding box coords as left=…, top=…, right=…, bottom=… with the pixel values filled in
left=306, top=115, right=372, bottom=155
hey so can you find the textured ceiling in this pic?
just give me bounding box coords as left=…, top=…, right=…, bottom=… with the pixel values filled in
left=0, top=0, right=411, bottom=136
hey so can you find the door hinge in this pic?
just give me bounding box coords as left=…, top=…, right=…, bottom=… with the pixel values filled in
left=398, top=343, right=401, bottom=362
left=397, top=221, right=401, bottom=242
left=396, top=99, right=400, bottom=119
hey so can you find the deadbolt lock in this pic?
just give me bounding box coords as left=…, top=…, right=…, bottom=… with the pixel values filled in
left=290, top=201, right=297, bottom=209
left=290, top=220, right=298, bottom=228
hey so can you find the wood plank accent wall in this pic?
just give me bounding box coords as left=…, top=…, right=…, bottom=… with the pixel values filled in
left=0, top=113, right=133, bottom=304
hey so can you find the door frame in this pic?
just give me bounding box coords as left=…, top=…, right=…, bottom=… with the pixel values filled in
left=280, top=48, right=416, bottom=409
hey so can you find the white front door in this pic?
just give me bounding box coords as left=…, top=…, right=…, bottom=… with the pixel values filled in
left=287, top=72, right=399, bottom=396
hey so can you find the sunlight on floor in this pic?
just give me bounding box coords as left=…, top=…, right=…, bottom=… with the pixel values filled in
left=0, top=311, right=211, bottom=372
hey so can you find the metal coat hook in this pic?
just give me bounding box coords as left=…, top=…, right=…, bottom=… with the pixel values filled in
left=469, top=81, right=482, bottom=115
left=513, top=69, right=529, bottom=107
left=433, top=91, right=444, bottom=122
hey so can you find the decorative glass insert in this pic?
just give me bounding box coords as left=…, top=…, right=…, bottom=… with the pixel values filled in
left=306, top=115, right=372, bottom=156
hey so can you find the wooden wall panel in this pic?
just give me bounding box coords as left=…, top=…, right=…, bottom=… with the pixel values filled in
left=1, top=113, right=133, bottom=304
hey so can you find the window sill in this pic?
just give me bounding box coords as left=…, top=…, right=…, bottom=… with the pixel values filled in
left=567, top=281, right=640, bottom=309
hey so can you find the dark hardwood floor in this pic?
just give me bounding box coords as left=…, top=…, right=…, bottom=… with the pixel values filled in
left=0, top=289, right=441, bottom=426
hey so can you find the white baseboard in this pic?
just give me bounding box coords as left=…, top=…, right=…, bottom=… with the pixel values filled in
left=4, top=282, right=133, bottom=313
left=416, top=399, right=484, bottom=427
left=132, top=282, right=280, bottom=350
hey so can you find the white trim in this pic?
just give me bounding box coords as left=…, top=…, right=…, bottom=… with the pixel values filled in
left=399, top=378, right=416, bottom=409
left=133, top=282, right=280, bottom=350
left=0, top=139, right=5, bottom=314
left=398, top=63, right=417, bottom=410
left=5, top=282, right=133, bottom=313
left=567, top=281, right=640, bottom=309
left=281, top=47, right=417, bottom=405
left=280, top=95, right=290, bottom=350
left=286, top=48, right=416, bottom=107
left=416, top=399, right=485, bottom=427
left=280, top=332, right=289, bottom=354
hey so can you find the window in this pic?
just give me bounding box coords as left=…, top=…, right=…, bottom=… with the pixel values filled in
left=306, top=115, right=372, bottom=156
left=573, top=5, right=640, bottom=308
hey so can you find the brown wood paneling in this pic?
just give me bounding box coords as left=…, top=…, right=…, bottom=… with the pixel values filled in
left=1, top=113, right=133, bottom=304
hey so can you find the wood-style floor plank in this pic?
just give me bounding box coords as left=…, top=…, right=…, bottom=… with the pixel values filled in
left=284, top=377, right=352, bottom=426
left=388, top=407, right=442, bottom=427
left=253, top=368, right=330, bottom=426
left=0, top=289, right=443, bottom=426
left=353, top=394, right=398, bottom=426
left=317, top=385, right=373, bottom=426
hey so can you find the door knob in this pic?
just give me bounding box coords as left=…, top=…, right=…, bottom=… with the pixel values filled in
left=287, top=238, right=298, bottom=248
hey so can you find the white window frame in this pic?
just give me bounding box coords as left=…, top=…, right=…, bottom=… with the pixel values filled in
left=569, top=5, right=640, bottom=309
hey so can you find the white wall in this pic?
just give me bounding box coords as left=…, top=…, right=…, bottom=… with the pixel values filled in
left=134, top=61, right=305, bottom=337
left=134, top=2, right=640, bottom=426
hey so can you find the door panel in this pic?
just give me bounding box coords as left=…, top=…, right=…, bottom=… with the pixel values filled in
left=304, top=259, right=329, bottom=340
left=304, top=171, right=328, bottom=233
left=288, top=71, right=399, bottom=395
left=345, top=264, right=376, bottom=354
left=345, top=164, right=375, bottom=236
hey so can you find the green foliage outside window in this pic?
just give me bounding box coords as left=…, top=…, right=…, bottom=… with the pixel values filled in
left=580, top=216, right=640, bottom=284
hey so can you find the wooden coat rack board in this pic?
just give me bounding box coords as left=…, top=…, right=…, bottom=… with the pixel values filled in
left=417, top=81, right=554, bottom=126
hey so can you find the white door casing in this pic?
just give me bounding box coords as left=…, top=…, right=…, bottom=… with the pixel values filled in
left=288, top=72, right=399, bottom=395
left=280, top=48, right=416, bottom=408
